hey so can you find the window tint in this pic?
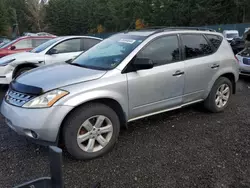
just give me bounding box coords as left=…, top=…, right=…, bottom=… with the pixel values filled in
left=137, top=35, right=180, bottom=66
left=52, top=39, right=81, bottom=53
left=81, top=38, right=100, bottom=51
left=206, top=35, right=222, bottom=50
left=14, top=39, right=32, bottom=49
left=32, top=39, right=50, bottom=48
left=182, top=34, right=213, bottom=59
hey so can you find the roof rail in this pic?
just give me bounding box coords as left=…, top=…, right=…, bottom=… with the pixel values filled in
left=138, top=26, right=216, bottom=33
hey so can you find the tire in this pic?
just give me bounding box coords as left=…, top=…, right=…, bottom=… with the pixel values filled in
left=15, top=67, right=33, bottom=78
left=204, top=77, right=232, bottom=113
left=63, top=103, right=120, bottom=160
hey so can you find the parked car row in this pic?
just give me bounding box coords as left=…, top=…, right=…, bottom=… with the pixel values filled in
left=0, top=28, right=239, bottom=160
left=0, top=36, right=56, bottom=58
left=0, top=36, right=102, bottom=84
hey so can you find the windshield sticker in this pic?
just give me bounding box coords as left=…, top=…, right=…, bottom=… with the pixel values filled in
left=118, top=39, right=136, bottom=44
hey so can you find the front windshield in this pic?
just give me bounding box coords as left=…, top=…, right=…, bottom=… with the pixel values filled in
left=72, top=34, right=146, bottom=70
left=227, top=33, right=239, bottom=38
left=30, top=37, right=62, bottom=53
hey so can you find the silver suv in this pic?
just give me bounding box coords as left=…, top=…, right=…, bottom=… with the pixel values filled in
left=1, top=28, right=239, bottom=160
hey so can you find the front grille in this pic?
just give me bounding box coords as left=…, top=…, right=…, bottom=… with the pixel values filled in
left=5, top=89, right=35, bottom=107
left=243, top=58, right=250, bottom=65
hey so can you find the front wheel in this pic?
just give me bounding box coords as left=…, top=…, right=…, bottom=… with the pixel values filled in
left=204, top=77, right=232, bottom=113
left=63, top=103, right=120, bottom=160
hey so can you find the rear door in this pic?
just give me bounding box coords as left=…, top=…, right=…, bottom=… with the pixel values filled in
left=44, top=38, right=82, bottom=64
left=181, top=34, right=221, bottom=103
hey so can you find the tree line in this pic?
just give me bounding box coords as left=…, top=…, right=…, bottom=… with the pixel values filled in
left=0, top=0, right=250, bottom=37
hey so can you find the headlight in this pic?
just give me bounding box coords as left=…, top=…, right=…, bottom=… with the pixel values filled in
left=23, top=89, right=69, bottom=108
left=0, top=59, right=15, bottom=66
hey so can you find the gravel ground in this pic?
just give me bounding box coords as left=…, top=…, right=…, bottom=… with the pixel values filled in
left=0, top=78, right=250, bottom=188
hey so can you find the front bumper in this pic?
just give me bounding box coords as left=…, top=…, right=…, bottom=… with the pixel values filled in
left=0, top=65, right=14, bottom=84
left=1, top=100, right=74, bottom=143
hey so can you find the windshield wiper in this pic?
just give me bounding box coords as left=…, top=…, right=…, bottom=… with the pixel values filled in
left=66, top=62, right=109, bottom=71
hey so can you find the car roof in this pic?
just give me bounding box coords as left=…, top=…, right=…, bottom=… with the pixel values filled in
left=17, top=36, right=56, bottom=39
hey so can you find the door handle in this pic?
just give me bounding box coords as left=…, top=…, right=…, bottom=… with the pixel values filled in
left=211, top=64, right=220, bottom=69
left=172, top=70, right=184, bottom=76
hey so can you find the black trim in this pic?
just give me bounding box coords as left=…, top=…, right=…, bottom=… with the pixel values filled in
left=0, top=76, right=6, bottom=78
left=180, top=33, right=215, bottom=61
left=10, top=80, right=43, bottom=95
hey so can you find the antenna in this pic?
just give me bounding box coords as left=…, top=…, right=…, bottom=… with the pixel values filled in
left=125, top=19, right=135, bottom=32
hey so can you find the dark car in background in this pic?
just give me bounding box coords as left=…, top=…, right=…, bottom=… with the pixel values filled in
left=230, top=37, right=245, bottom=54
left=0, top=36, right=56, bottom=58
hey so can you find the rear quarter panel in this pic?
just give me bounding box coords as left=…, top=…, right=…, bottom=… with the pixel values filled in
left=205, top=38, right=239, bottom=98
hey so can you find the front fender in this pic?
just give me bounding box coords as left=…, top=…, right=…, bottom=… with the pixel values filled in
left=61, top=90, right=128, bottom=120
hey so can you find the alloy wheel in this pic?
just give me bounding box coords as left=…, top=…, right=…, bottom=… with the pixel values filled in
left=77, top=115, right=113, bottom=153
left=215, top=84, right=230, bottom=108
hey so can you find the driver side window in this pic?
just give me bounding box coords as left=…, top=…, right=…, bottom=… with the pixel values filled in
left=137, top=35, right=180, bottom=66
left=52, top=39, right=81, bottom=53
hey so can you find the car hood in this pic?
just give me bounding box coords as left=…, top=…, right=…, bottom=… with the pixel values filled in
left=16, top=63, right=107, bottom=92
left=0, top=52, right=43, bottom=64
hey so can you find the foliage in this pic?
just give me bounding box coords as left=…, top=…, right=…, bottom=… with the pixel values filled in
left=0, top=0, right=9, bottom=35
left=0, top=0, right=250, bottom=36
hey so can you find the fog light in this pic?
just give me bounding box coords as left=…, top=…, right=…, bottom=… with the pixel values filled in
left=24, top=129, right=39, bottom=139
left=31, top=130, right=38, bottom=139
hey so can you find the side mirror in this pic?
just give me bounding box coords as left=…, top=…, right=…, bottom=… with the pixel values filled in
left=47, top=48, right=58, bottom=55
left=10, top=46, right=16, bottom=50
left=133, top=58, right=154, bottom=70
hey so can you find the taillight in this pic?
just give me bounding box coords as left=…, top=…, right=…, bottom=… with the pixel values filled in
left=235, top=55, right=239, bottom=64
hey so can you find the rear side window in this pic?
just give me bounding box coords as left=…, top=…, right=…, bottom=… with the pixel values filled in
left=32, top=39, right=50, bottom=48
left=81, top=38, right=100, bottom=51
left=14, top=39, right=32, bottom=49
left=181, top=34, right=213, bottom=59
left=206, top=35, right=222, bottom=50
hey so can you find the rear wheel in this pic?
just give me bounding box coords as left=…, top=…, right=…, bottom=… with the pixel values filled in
left=63, top=103, right=120, bottom=160
left=204, top=77, right=232, bottom=112
left=14, top=67, right=33, bottom=78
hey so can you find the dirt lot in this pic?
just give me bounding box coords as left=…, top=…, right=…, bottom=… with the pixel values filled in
left=0, top=78, right=250, bottom=188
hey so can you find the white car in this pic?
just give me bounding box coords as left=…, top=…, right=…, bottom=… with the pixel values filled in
left=223, top=30, right=239, bottom=42
left=0, top=36, right=102, bottom=84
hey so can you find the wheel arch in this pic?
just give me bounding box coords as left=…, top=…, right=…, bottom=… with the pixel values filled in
left=220, top=72, right=236, bottom=94
left=207, top=72, right=237, bottom=98
left=12, top=62, right=39, bottom=79
left=58, top=98, right=128, bottom=145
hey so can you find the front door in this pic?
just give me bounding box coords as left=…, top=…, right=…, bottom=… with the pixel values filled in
left=127, top=35, right=185, bottom=120
left=44, top=38, right=83, bottom=65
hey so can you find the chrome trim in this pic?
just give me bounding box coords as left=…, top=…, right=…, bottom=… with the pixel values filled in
left=128, top=99, right=203, bottom=122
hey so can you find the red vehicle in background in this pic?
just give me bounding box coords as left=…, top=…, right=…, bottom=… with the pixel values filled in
left=0, top=36, right=56, bottom=58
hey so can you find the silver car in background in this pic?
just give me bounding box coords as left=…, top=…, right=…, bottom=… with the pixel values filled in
left=0, top=36, right=102, bottom=84
left=236, top=48, right=250, bottom=75
left=1, top=28, right=239, bottom=160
